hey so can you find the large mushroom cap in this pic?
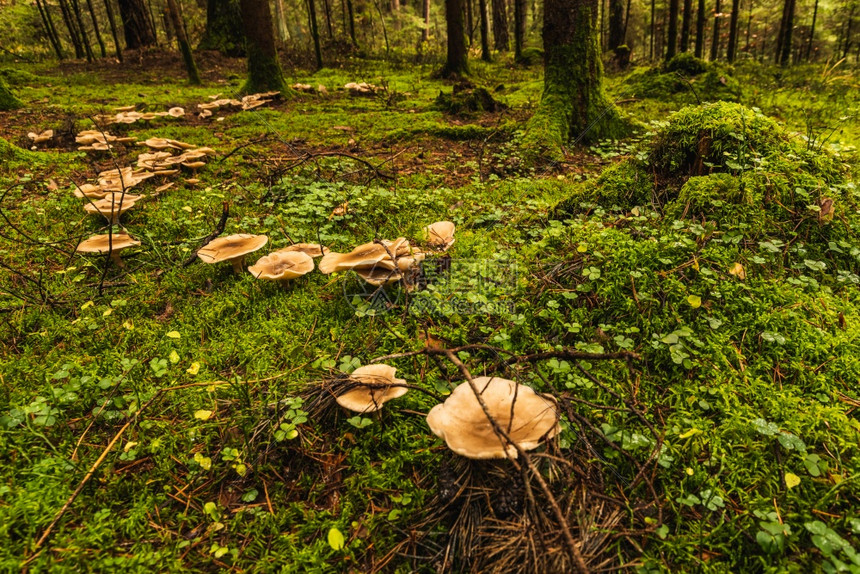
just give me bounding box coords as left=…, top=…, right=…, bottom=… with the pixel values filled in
left=276, top=243, right=330, bottom=258
left=83, top=195, right=144, bottom=223
left=425, top=221, right=456, bottom=250
left=248, top=251, right=314, bottom=282
left=318, top=242, right=391, bottom=274
left=335, top=364, right=409, bottom=413
left=197, top=234, right=268, bottom=272
left=426, top=377, right=560, bottom=460
left=76, top=233, right=141, bottom=254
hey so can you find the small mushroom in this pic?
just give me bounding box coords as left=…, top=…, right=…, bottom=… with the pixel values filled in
left=426, top=376, right=560, bottom=460
left=248, top=251, right=314, bottom=285
left=76, top=233, right=141, bottom=267
left=276, top=243, right=330, bottom=258
left=196, top=234, right=268, bottom=273
left=425, top=221, right=455, bottom=251
left=83, top=194, right=144, bottom=224
left=27, top=129, right=53, bottom=144
left=335, top=364, right=409, bottom=413
left=168, top=107, right=185, bottom=117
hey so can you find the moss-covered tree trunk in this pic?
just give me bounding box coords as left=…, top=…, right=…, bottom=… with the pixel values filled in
left=117, top=0, right=156, bottom=49
left=440, top=0, right=468, bottom=77
left=0, top=78, right=22, bottom=111
left=524, top=0, right=625, bottom=159
left=198, top=0, right=245, bottom=55
left=608, top=0, right=624, bottom=50
left=239, top=0, right=287, bottom=93
left=491, top=0, right=508, bottom=51
left=165, top=0, right=201, bottom=83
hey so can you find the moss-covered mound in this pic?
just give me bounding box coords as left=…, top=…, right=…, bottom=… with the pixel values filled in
left=624, top=54, right=741, bottom=103
left=0, top=77, right=22, bottom=111
left=434, top=83, right=507, bottom=116
left=556, top=103, right=859, bottom=241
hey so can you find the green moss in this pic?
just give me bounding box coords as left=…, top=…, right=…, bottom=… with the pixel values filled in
left=624, top=55, right=741, bottom=103
left=553, top=158, right=652, bottom=214
left=0, top=67, right=40, bottom=86
left=0, top=77, right=22, bottom=110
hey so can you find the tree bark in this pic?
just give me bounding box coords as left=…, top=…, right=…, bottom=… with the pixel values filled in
left=165, top=0, right=201, bottom=83
left=117, top=0, right=156, bottom=49
left=35, top=0, right=66, bottom=60
left=666, top=0, right=679, bottom=59
left=680, top=0, right=691, bottom=51
left=239, top=0, right=287, bottom=92
left=347, top=0, right=359, bottom=46
left=102, top=0, right=124, bottom=61
left=649, top=0, right=655, bottom=59
left=694, top=0, right=704, bottom=57
left=70, top=0, right=95, bottom=61
left=777, top=0, right=794, bottom=65
left=526, top=0, right=625, bottom=158
left=710, top=0, right=721, bottom=60
left=491, top=0, right=508, bottom=50
left=479, top=0, right=491, bottom=60
left=608, top=0, right=623, bottom=50
left=805, top=0, right=818, bottom=60
left=844, top=7, right=855, bottom=59
left=199, top=0, right=245, bottom=55
left=323, top=0, right=334, bottom=37
left=308, top=0, right=324, bottom=68
left=513, top=0, right=525, bottom=60
left=726, top=0, right=740, bottom=60
left=85, top=0, right=107, bottom=57
left=423, top=0, right=431, bottom=42
left=58, top=0, right=85, bottom=58
left=441, top=0, right=469, bottom=76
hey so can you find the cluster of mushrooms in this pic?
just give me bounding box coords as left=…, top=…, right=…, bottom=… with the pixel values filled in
left=94, top=105, right=186, bottom=125
left=344, top=82, right=381, bottom=96
left=194, top=221, right=455, bottom=288
left=196, top=91, right=279, bottom=118
left=335, top=364, right=560, bottom=460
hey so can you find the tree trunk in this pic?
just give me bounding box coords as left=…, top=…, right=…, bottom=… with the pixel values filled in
left=441, top=0, right=469, bottom=76
left=513, top=0, right=525, bottom=59
left=680, top=0, right=691, bottom=51
left=479, top=0, right=491, bottom=60
left=777, top=0, right=794, bottom=65
left=165, top=0, right=201, bottom=83
left=70, top=0, right=95, bottom=61
left=308, top=0, right=324, bottom=68
left=526, top=0, right=625, bottom=158
left=117, top=0, right=156, bottom=49
left=0, top=77, right=22, bottom=111
left=744, top=0, right=752, bottom=53
left=199, top=0, right=245, bottom=55
left=323, top=0, right=334, bottom=37
left=665, top=0, right=679, bottom=59
left=239, top=0, right=287, bottom=92
left=491, top=0, right=508, bottom=50
left=649, top=0, right=655, bottom=59
left=347, top=0, right=359, bottom=46
left=102, top=0, right=124, bottom=61
left=844, top=8, right=855, bottom=59
left=710, top=0, right=721, bottom=60
left=423, top=0, right=432, bottom=42
left=274, top=0, right=289, bottom=42
left=466, top=0, right=473, bottom=44
left=58, top=0, right=85, bottom=58
left=35, top=0, right=66, bottom=60
left=726, top=0, right=740, bottom=61
left=85, top=0, right=108, bottom=57
left=608, top=0, right=623, bottom=49
left=805, top=0, right=817, bottom=60
left=694, top=0, right=704, bottom=56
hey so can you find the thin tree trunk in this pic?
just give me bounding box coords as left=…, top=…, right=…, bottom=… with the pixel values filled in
left=805, top=0, right=817, bottom=60
left=274, top=0, right=289, bottom=42
left=513, top=0, right=525, bottom=59
left=622, top=0, right=632, bottom=43
left=165, top=0, right=201, bottom=83
left=70, top=0, right=95, bottom=61
left=323, top=0, right=334, bottom=38
left=608, top=0, right=623, bottom=49
left=374, top=0, right=390, bottom=54
left=308, top=0, right=323, bottom=68
left=680, top=0, right=691, bottom=51
left=710, top=0, right=721, bottom=60
left=442, top=0, right=469, bottom=75
left=694, top=0, right=704, bottom=56
left=36, top=0, right=66, bottom=59
left=102, top=0, right=124, bottom=60
left=666, top=0, right=679, bottom=59
left=778, top=0, right=794, bottom=65
left=649, top=0, right=655, bottom=59
left=491, top=0, right=508, bottom=50
left=744, top=0, right=752, bottom=52
left=726, top=0, right=740, bottom=61
left=844, top=8, right=855, bottom=59
left=347, top=0, right=358, bottom=46
left=85, top=0, right=107, bottom=57
left=479, top=0, right=491, bottom=59
left=239, top=0, right=287, bottom=92
left=58, top=0, right=85, bottom=57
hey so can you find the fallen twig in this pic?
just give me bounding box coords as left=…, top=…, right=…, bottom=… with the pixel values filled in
left=182, top=201, right=230, bottom=267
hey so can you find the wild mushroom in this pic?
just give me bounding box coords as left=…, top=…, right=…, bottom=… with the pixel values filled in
left=425, top=221, right=456, bottom=251
left=335, top=364, right=408, bottom=413
left=167, top=107, right=185, bottom=117
left=318, top=242, right=392, bottom=274
left=196, top=234, right=268, bottom=273
left=276, top=243, right=330, bottom=258
left=426, top=376, right=560, bottom=460
left=83, top=194, right=144, bottom=224
left=76, top=233, right=141, bottom=268
left=27, top=130, right=53, bottom=144
left=248, top=251, right=314, bottom=285
left=354, top=266, right=403, bottom=286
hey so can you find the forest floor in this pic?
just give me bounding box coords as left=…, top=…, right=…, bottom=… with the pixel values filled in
left=1, top=52, right=860, bottom=573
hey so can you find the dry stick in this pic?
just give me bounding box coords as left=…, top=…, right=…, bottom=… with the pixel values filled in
left=441, top=350, right=590, bottom=574
left=182, top=202, right=231, bottom=267
left=28, top=392, right=163, bottom=557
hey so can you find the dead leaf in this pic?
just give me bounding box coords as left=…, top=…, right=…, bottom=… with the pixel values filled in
left=729, top=262, right=746, bottom=279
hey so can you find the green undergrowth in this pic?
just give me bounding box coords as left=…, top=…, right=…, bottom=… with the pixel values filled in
left=1, top=61, right=860, bottom=573
left=622, top=53, right=741, bottom=104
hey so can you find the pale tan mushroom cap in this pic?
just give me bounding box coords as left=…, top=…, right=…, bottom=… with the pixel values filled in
left=426, top=221, right=456, bottom=250
left=197, top=234, right=268, bottom=264
left=318, top=242, right=391, bottom=274
left=335, top=364, right=409, bottom=413
left=83, top=195, right=144, bottom=216
left=276, top=243, right=330, bottom=258
left=426, top=377, right=560, bottom=460
left=76, top=233, right=141, bottom=254
left=249, top=251, right=314, bottom=281
left=354, top=266, right=403, bottom=286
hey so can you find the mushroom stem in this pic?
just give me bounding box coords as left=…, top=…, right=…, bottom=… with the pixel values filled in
left=229, top=256, right=245, bottom=273
left=109, top=252, right=126, bottom=269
